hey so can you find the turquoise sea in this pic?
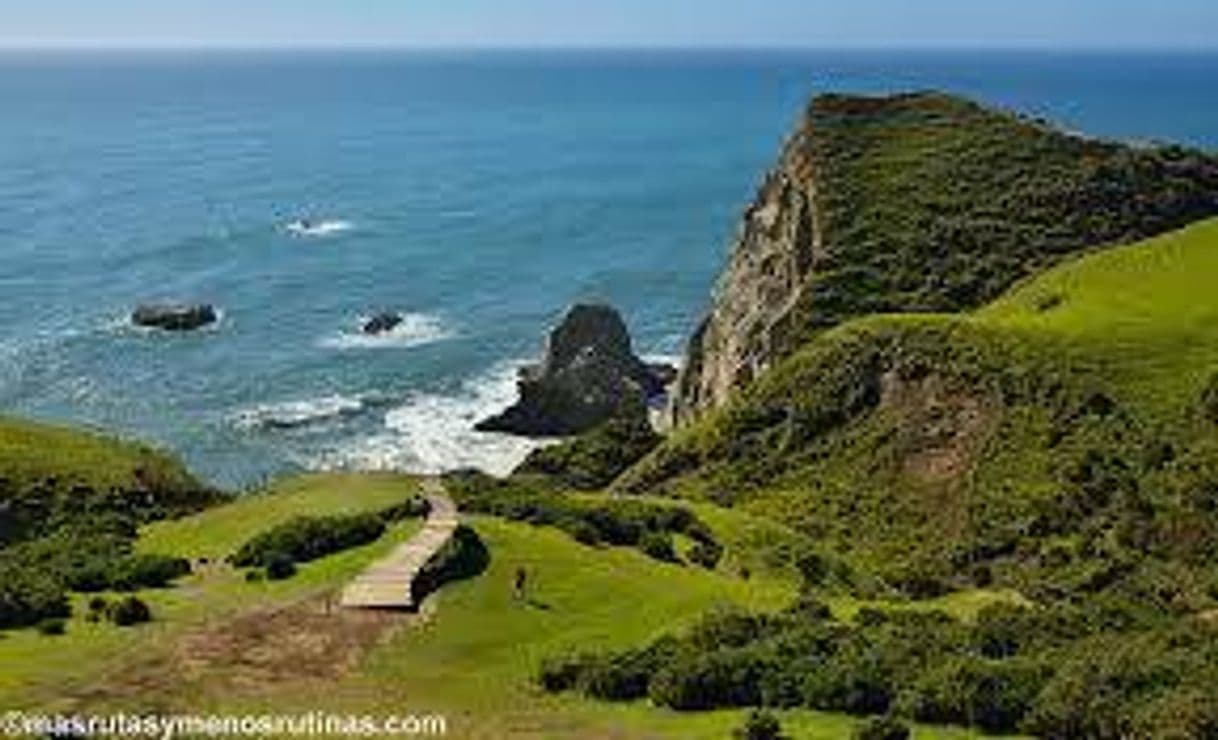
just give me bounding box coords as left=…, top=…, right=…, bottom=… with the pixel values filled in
left=1, top=49, right=1216, bottom=486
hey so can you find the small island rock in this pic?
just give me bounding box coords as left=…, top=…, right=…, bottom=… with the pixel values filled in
left=131, top=303, right=217, bottom=332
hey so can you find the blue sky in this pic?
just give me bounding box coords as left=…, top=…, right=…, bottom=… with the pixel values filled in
left=0, top=0, right=1214, bottom=49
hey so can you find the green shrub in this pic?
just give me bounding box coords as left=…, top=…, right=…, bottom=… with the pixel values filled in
left=0, top=567, right=70, bottom=629
left=36, top=617, right=66, bottom=636
left=639, top=532, right=678, bottom=563
left=853, top=715, right=910, bottom=740
left=107, top=596, right=151, bottom=627
left=264, top=553, right=297, bottom=581
left=375, top=495, right=430, bottom=522
left=734, top=709, right=787, bottom=740
left=538, top=652, right=599, bottom=693
left=515, top=414, right=661, bottom=490
left=687, top=539, right=723, bottom=569
left=444, top=470, right=721, bottom=563
left=109, top=554, right=191, bottom=591
left=411, top=525, right=490, bottom=605
left=230, top=512, right=386, bottom=568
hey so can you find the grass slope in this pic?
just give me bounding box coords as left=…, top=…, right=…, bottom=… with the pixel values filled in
left=0, top=416, right=198, bottom=492
left=177, top=514, right=990, bottom=739
left=623, top=218, right=1218, bottom=596
left=2, top=470, right=996, bottom=737
left=0, top=473, right=422, bottom=709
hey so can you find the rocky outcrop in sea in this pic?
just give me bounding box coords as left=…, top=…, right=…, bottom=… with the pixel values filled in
left=131, top=303, right=218, bottom=332
left=477, top=303, right=673, bottom=437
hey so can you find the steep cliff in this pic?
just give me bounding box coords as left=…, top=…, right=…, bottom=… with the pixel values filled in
left=673, top=91, right=1218, bottom=422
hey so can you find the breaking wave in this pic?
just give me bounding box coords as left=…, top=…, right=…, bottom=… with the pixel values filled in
left=309, top=361, right=551, bottom=476
left=317, top=313, right=455, bottom=350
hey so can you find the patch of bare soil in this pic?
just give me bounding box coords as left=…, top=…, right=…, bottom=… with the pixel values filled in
left=880, top=370, right=999, bottom=484
left=65, top=591, right=419, bottom=711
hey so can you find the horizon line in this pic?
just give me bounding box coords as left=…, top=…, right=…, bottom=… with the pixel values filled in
left=1, top=41, right=1217, bottom=54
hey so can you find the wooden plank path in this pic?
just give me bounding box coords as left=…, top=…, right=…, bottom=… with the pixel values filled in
left=339, top=480, right=458, bottom=611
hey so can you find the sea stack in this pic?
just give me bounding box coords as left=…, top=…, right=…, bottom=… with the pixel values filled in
left=476, top=303, right=674, bottom=437
left=131, top=303, right=218, bottom=332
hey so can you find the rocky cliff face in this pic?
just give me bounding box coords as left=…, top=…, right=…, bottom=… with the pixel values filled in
left=673, top=91, right=1218, bottom=424
left=673, top=121, right=820, bottom=419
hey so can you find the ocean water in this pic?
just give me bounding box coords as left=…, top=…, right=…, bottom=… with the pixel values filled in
left=1, top=49, right=1217, bottom=488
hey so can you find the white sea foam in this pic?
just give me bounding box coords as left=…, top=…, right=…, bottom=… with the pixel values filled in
left=318, top=313, right=455, bottom=351
left=283, top=219, right=353, bottom=238
left=232, top=393, right=370, bottom=431
left=310, top=361, right=551, bottom=476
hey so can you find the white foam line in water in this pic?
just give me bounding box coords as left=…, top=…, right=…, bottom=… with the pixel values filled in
left=283, top=219, right=354, bottom=238
left=310, top=361, right=553, bottom=477
left=231, top=393, right=370, bottom=431
left=318, top=313, right=455, bottom=351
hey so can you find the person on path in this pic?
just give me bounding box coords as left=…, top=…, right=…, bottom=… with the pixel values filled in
left=513, top=566, right=528, bottom=601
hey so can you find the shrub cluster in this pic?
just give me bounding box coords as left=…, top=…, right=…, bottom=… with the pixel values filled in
left=0, top=524, right=189, bottom=629
left=88, top=595, right=153, bottom=627
left=514, top=414, right=661, bottom=490
left=444, top=470, right=720, bottom=565
left=539, top=594, right=1218, bottom=736
left=229, top=493, right=429, bottom=578
left=411, top=525, right=490, bottom=605
left=230, top=513, right=385, bottom=570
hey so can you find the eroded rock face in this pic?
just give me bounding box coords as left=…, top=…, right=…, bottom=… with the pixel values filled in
left=671, top=91, right=1218, bottom=426
left=131, top=304, right=217, bottom=332
left=476, top=304, right=671, bottom=437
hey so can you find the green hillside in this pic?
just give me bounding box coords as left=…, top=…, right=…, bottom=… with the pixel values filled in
left=677, top=92, right=1218, bottom=420
left=2, top=470, right=998, bottom=738
left=607, top=218, right=1218, bottom=736
left=789, top=91, right=1218, bottom=346
left=0, top=416, right=215, bottom=543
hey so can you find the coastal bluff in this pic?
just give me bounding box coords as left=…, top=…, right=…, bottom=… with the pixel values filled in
left=671, top=91, right=1218, bottom=424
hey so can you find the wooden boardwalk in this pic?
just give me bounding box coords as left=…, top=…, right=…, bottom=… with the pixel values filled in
left=339, top=480, right=458, bottom=611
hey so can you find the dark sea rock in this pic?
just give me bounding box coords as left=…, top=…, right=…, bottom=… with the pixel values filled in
left=476, top=303, right=671, bottom=437
left=362, top=312, right=403, bottom=335
left=131, top=303, right=217, bottom=332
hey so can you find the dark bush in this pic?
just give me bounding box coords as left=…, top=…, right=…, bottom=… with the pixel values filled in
left=109, top=554, right=192, bottom=591
left=0, top=568, right=70, bottom=629
left=734, top=709, right=788, bottom=740
left=411, top=525, right=490, bottom=605
left=445, top=471, right=721, bottom=563
left=376, top=495, right=431, bottom=523
left=639, top=531, right=678, bottom=563
left=688, top=539, right=724, bottom=569
left=108, top=596, right=151, bottom=626
left=796, top=552, right=830, bottom=589
left=515, top=414, right=661, bottom=490
left=230, top=512, right=386, bottom=568
left=649, top=646, right=770, bottom=710
left=538, top=652, right=599, bottom=693
left=36, top=617, right=66, bottom=636
left=264, top=553, right=297, bottom=581
left=910, top=657, right=1049, bottom=733
left=853, top=715, right=910, bottom=740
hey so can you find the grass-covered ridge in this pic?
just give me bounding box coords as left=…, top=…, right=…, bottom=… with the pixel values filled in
left=792, top=91, right=1218, bottom=337
left=678, top=91, right=1218, bottom=419
left=625, top=218, right=1218, bottom=596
